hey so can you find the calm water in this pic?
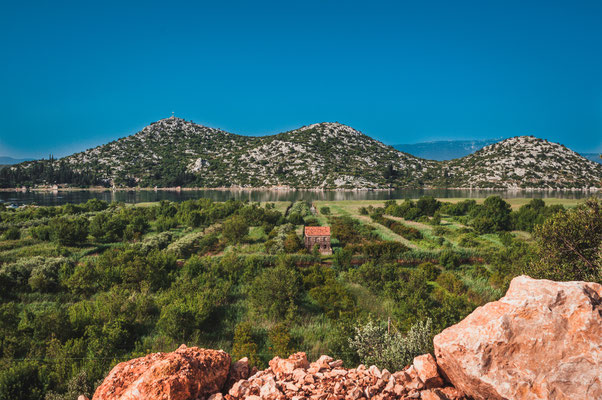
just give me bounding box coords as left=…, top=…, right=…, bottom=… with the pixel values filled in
left=0, top=189, right=598, bottom=206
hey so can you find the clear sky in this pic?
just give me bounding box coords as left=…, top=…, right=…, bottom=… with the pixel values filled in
left=1, top=0, right=601, bottom=158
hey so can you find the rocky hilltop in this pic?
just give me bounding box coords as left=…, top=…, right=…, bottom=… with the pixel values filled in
left=84, top=276, right=601, bottom=400
left=2, top=118, right=601, bottom=189
left=437, top=136, right=602, bottom=189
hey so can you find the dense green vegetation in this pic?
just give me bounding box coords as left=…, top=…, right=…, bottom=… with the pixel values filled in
left=0, top=196, right=599, bottom=399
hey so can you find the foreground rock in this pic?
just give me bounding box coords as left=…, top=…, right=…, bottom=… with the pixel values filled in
left=92, top=345, right=230, bottom=400
left=226, top=352, right=464, bottom=400
left=434, top=275, right=602, bottom=400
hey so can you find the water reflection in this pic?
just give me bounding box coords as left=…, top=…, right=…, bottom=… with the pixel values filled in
left=0, top=188, right=599, bottom=206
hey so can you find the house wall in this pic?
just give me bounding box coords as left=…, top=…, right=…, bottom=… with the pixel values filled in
left=304, top=235, right=332, bottom=254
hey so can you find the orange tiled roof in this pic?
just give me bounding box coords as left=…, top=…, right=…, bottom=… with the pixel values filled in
left=305, top=226, right=331, bottom=236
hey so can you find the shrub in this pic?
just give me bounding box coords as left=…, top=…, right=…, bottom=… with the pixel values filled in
left=417, top=262, right=440, bottom=281
left=30, top=225, right=52, bottom=241
left=232, top=322, right=261, bottom=368
left=3, top=227, right=20, bottom=240
left=371, top=215, right=422, bottom=240
left=222, top=215, right=249, bottom=243
left=89, top=212, right=127, bottom=243
left=320, top=206, right=331, bottom=215
left=155, top=215, right=178, bottom=232
left=439, top=249, right=461, bottom=269
left=283, top=232, right=303, bottom=253
left=349, top=318, right=433, bottom=371
left=49, top=216, right=89, bottom=246
left=0, top=361, right=45, bottom=400
left=249, top=264, right=302, bottom=321
left=529, top=198, right=602, bottom=282
left=268, top=323, right=293, bottom=358
left=470, top=196, right=512, bottom=232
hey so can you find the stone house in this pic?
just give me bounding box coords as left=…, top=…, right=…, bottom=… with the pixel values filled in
left=304, top=226, right=332, bottom=255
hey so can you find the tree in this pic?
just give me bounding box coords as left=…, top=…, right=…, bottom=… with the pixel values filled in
left=469, top=196, right=512, bottom=233
left=89, top=212, right=127, bottom=243
left=0, top=362, right=46, bottom=400
left=231, top=322, right=261, bottom=367
left=416, top=196, right=441, bottom=216
left=49, top=216, right=89, bottom=246
left=268, top=323, right=293, bottom=358
left=249, top=264, right=302, bottom=321
left=529, top=198, right=601, bottom=282
left=283, top=232, right=303, bottom=253
left=222, top=215, right=249, bottom=243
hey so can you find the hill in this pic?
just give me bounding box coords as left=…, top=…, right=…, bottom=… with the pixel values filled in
left=1, top=118, right=433, bottom=189
left=434, top=136, right=602, bottom=189
left=393, top=139, right=500, bottom=161
left=1, top=119, right=600, bottom=189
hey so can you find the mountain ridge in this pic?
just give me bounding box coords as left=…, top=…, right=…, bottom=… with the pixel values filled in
left=1, top=117, right=600, bottom=189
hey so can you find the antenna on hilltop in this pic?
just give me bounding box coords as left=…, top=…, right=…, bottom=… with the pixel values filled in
left=171, top=111, right=175, bottom=119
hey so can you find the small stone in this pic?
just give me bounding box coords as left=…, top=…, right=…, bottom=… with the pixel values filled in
left=368, top=365, right=381, bottom=378
left=412, top=354, right=443, bottom=389
left=420, top=389, right=445, bottom=400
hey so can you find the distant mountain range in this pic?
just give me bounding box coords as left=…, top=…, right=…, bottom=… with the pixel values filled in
left=393, top=139, right=500, bottom=161
left=1, top=118, right=601, bottom=189
left=0, top=156, right=33, bottom=165
left=581, top=153, right=602, bottom=164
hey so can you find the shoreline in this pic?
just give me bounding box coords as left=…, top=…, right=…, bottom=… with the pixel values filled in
left=0, top=186, right=600, bottom=193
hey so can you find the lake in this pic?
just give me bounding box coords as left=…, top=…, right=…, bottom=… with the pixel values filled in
left=0, top=188, right=599, bottom=206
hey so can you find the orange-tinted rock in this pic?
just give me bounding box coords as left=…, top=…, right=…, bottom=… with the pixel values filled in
left=412, top=354, right=443, bottom=389
left=434, top=275, right=602, bottom=400
left=92, top=345, right=230, bottom=400
left=437, top=387, right=465, bottom=400
left=226, top=357, right=250, bottom=389
left=269, top=352, right=310, bottom=376
left=420, top=389, right=445, bottom=400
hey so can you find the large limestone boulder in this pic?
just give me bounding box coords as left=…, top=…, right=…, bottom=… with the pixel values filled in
left=92, top=345, right=230, bottom=400
left=434, top=275, right=602, bottom=400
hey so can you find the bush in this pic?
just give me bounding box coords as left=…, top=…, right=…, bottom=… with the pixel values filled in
left=268, top=323, right=293, bottom=358
left=222, top=215, right=249, bottom=243
left=155, top=215, right=178, bottom=232
left=439, top=249, right=461, bottom=269
left=0, top=361, right=46, bottom=400
left=232, top=322, right=261, bottom=368
left=470, top=196, right=512, bottom=232
left=283, top=232, right=303, bottom=253
left=320, top=206, right=331, bottom=215
left=349, top=318, right=433, bottom=371
left=3, top=227, right=20, bottom=240
left=418, top=262, right=440, bottom=281
left=49, top=216, right=89, bottom=246
left=371, top=215, right=422, bottom=240
left=529, top=198, right=602, bottom=282
left=249, top=264, right=302, bottom=321
left=30, top=225, right=52, bottom=241
left=89, top=212, right=127, bottom=243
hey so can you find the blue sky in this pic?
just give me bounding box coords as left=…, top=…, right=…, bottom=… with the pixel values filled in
left=1, top=0, right=601, bottom=158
